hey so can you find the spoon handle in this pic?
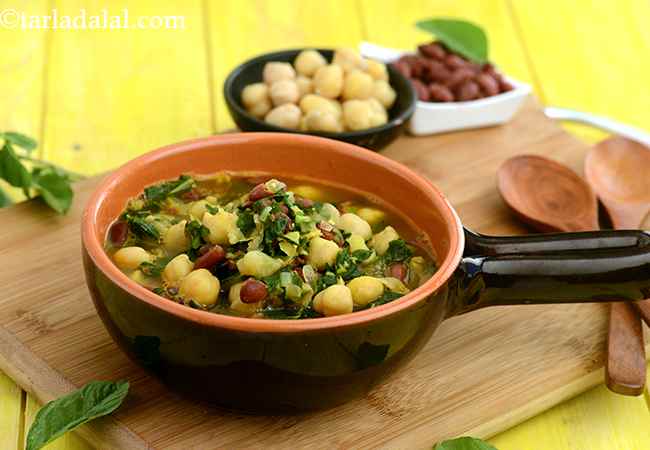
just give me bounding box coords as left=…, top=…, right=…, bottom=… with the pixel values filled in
left=606, top=303, right=646, bottom=396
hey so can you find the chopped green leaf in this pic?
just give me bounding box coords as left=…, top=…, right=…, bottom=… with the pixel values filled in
left=139, top=258, right=169, bottom=277
left=237, top=210, right=256, bottom=236
left=185, top=220, right=209, bottom=258
left=25, top=380, right=129, bottom=450
left=433, top=436, right=497, bottom=450
left=415, top=18, right=488, bottom=63
left=144, top=175, right=194, bottom=204
left=315, top=271, right=337, bottom=293
left=0, top=142, right=32, bottom=194
left=1, top=131, right=38, bottom=152
left=124, top=213, right=160, bottom=240
left=31, top=169, right=74, bottom=214
left=352, top=249, right=372, bottom=261
left=383, top=239, right=413, bottom=264
left=366, top=290, right=402, bottom=308
left=335, top=248, right=362, bottom=280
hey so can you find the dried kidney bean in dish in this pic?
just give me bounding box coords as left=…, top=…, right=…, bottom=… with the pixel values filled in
left=105, top=173, right=436, bottom=319
left=392, top=41, right=513, bottom=102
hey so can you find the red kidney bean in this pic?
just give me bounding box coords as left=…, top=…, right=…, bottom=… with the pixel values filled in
left=240, top=279, right=268, bottom=303
left=418, top=42, right=446, bottom=60
left=444, top=54, right=468, bottom=70
left=278, top=203, right=289, bottom=215
left=386, top=263, right=408, bottom=282
left=249, top=183, right=273, bottom=201
left=108, top=221, right=128, bottom=247
left=392, top=60, right=411, bottom=78
left=317, top=221, right=336, bottom=241
left=456, top=81, right=481, bottom=101
left=411, top=79, right=430, bottom=101
left=445, top=68, right=474, bottom=89
left=499, top=79, right=514, bottom=92
left=429, top=83, right=454, bottom=102
left=423, top=60, right=451, bottom=83
left=180, top=189, right=202, bottom=201
left=294, top=195, right=314, bottom=209
left=194, top=245, right=226, bottom=270
left=476, top=73, right=499, bottom=96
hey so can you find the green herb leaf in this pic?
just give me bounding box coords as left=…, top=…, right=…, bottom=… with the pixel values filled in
left=185, top=220, right=209, bottom=258
left=26, top=380, right=129, bottom=450
left=433, top=436, right=497, bottom=450
left=124, top=213, right=160, bottom=240
left=0, top=142, right=32, bottom=194
left=315, top=271, right=337, bottom=293
left=237, top=210, right=256, bottom=236
left=0, top=186, right=12, bottom=207
left=366, top=290, right=403, bottom=308
left=1, top=131, right=38, bottom=152
left=31, top=169, right=74, bottom=214
left=139, top=257, right=169, bottom=277
left=144, top=175, right=194, bottom=204
left=383, top=239, right=413, bottom=264
left=415, top=18, right=488, bottom=62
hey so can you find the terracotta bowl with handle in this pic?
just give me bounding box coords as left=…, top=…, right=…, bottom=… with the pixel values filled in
left=81, top=133, right=650, bottom=411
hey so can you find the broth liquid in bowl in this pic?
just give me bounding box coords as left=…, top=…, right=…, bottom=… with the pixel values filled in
left=105, top=173, right=436, bottom=319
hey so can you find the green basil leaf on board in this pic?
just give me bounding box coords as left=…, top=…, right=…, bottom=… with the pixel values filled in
left=31, top=168, right=74, bottom=214
left=0, top=186, right=12, bottom=207
left=0, top=131, right=38, bottom=152
left=26, top=380, right=129, bottom=450
left=433, top=436, right=498, bottom=450
left=0, top=142, right=32, bottom=193
left=415, top=18, right=488, bottom=62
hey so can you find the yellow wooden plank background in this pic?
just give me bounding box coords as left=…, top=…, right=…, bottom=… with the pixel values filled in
left=0, top=0, right=649, bottom=448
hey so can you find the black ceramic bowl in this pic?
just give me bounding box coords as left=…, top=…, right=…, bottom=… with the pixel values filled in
left=223, top=49, right=416, bottom=150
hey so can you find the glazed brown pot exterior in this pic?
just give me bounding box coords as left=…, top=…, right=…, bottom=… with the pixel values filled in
left=82, top=133, right=462, bottom=411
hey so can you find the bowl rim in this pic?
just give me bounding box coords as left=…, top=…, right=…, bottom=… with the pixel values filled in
left=82, top=133, right=464, bottom=333
left=223, top=48, right=416, bottom=138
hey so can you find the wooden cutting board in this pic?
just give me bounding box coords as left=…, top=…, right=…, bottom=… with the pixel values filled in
left=0, top=98, right=646, bottom=449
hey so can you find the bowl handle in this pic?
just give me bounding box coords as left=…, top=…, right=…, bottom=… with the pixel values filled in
left=446, top=228, right=650, bottom=317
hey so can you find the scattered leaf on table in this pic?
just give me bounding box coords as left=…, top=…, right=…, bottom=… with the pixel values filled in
left=26, top=380, right=129, bottom=450
left=415, top=18, right=488, bottom=62
left=0, top=131, right=38, bottom=152
left=0, top=143, right=32, bottom=195
left=32, top=168, right=74, bottom=214
left=0, top=186, right=12, bottom=207
left=434, top=436, right=498, bottom=450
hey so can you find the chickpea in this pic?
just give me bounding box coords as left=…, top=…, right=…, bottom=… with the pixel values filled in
left=294, top=49, right=327, bottom=77
left=347, top=276, right=384, bottom=306
left=190, top=200, right=210, bottom=219
left=229, top=282, right=259, bottom=315
left=320, top=202, right=341, bottom=223
left=313, top=284, right=354, bottom=316
left=236, top=250, right=284, bottom=278
left=179, top=269, right=220, bottom=307
left=372, top=80, right=397, bottom=109
left=299, top=94, right=341, bottom=118
left=263, top=62, right=295, bottom=84
left=304, top=110, right=343, bottom=133
left=162, top=254, right=194, bottom=285
left=203, top=210, right=240, bottom=245
left=241, top=83, right=269, bottom=108
left=292, top=185, right=326, bottom=201
left=369, top=225, right=399, bottom=256
left=332, top=48, right=367, bottom=73
left=113, top=246, right=151, bottom=271
left=269, top=79, right=299, bottom=106
left=366, top=59, right=389, bottom=81
left=162, top=220, right=189, bottom=255
left=342, top=100, right=372, bottom=131
left=342, top=70, right=374, bottom=100
left=338, top=213, right=372, bottom=240
left=296, top=75, right=313, bottom=98
left=307, top=236, right=340, bottom=270
left=129, top=270, right=147, bottom=286
left=313, top=64, right=344, bottom=99
left=247, top=99, right=272, bottom=119
left=357, top=206, right=386, bottom=226
left=264, top=103, right=301, bottom=129
left=367, top=98, right=388, bottom=128
left=347, top=233, right=369, bottom=253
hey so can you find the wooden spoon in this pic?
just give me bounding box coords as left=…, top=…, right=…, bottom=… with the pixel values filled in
left=498, top=154, right=646, bottom=396
left=585, top=135, right=650, bottom=373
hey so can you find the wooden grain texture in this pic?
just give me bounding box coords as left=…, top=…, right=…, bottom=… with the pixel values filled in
left=206, top=0, right=365, bottom=131
left=1, top=101, right=649, bottom=449
left=509, top=0, right=650, bottom=144
left=40, top=0, right=213, bottom=175
left=0, top=370, right=23, bottom=450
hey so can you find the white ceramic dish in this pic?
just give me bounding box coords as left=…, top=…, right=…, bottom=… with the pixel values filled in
left=360, top=42, right=532, bottom=135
